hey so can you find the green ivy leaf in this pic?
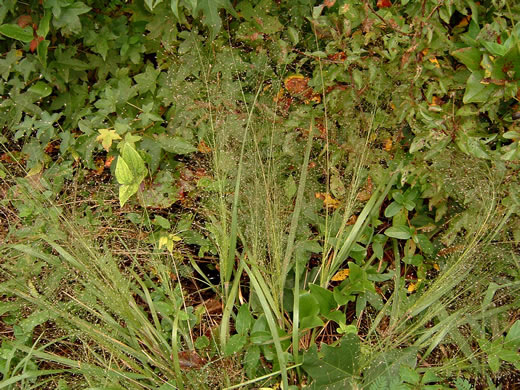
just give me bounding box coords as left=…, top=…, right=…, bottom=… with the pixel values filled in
left=52, top=2, right=91, bottom=36
left=196, top=0, right=237, bottom=40
left=134, top=63, right=160, bottom=94
left=28, top=81, right=52, bottom=98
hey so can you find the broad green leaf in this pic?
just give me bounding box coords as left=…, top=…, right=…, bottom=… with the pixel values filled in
left=145, top=0, right=164, bottom=11
left=236, top=305, right=254, bottom=335
left=481, top=41, right=510, bottom=57
left=309, top=284, right=336, bottom=315
left=505, top=321, right=520, bottom=349
left=0, top=24, right=34, bottom=42
left=244, top=345, right=261, bottom=378
left=115, top=157, right=134, bottom=185
left=503, top=131, right=520, bottom=139
left=224, top=334, right=248, bottom=356
left=299, top=291, right=324, bottom=329
left=52, top=2, right=91, bottom=35
left=28, top=81, right=52, bottom=97
left=399, top=365, right=420, bottom=385
left=171, top=0, right=180, bottom=19
left=416, top=234, right=434, bottom=255
left=284, top=175, right=297, bottom=199
left=324, top=310, right=346, bottom=327
left=195, top=335, right=209, bottom=350
left=299, top=291, right=320, bottom=320
left=488, top=354, right=500, bottom=373
left=463, top=71, right=495, bottom=104
left=119, top=183, right=139, bottom=207
left=158, top=135, right=197, bottom=155
left=497, top=348, right=520, bottom=363
left=385, top=201, right=403, bottom=217
left=134, top=64, right=160, bottom=94
left=121, top=143, right=146, bottom=179
left=37, top=39, right=49, bottom=67
left=36, top=12, right=51, bottom=37
left=385, top=225, right=413, bottom=240
left=153, top=215, right=171, bottom=229
left=303, top=334, right=360, bottom=390
left=451, top=47, right=481, bottom=71
left=154, top=300, right=174, bottom=316
left=330, top=171, right=346, bottom=198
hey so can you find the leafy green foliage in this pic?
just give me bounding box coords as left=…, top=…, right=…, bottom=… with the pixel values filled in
left=115, top=142, right=147, bottom=206
left=302, top=334, right=360, bottom=389
left=1, top=0, right=520, bottom=388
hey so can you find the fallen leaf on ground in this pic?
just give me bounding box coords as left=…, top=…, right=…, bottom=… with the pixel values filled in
left=177, top=350, right=205, bottom=369
left=331, top=269, right=350, bottom=281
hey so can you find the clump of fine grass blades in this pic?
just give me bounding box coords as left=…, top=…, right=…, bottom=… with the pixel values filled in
left=197, top=36, right=400, bottom=387
left=0, top=161, right=233, bottom=389
left=362, top=154, right=519, bottom=386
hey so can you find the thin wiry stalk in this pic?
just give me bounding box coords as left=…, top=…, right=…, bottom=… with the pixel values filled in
left=280, top=117, right=315, bottom=301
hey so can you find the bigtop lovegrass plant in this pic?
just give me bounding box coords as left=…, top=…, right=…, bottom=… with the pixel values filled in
left=192, top=25, right=520, bottom=388
left=0, top=161, right=240, bottom=389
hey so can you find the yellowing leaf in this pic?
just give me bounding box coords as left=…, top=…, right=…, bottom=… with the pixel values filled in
left=384, top=138, right=393, bottom=151
left=433, top=263, right=440, bottom=271
left=428, top=56, right=440, bottom=68
left=26, top=162, right=43, bottom=176
left=316, top=192, right=340, bottom=208
left=158, top=235, right=170, bottom=250
left=273, top=88, right=285, bottom=102
left=96, top=128, right=121, bottom=152
left=115, top=157, right=134, bottom=185
left=197, top=140, right=212, bottom=153
left=407, top=279, right=422, bottom=293
left=331, top=269, right=350, bottom=281
left=455, top=15, right=471, bottom=28
left=158, top=233, right=182, bottom=252
left=429, top=96, right=443, bottom=106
